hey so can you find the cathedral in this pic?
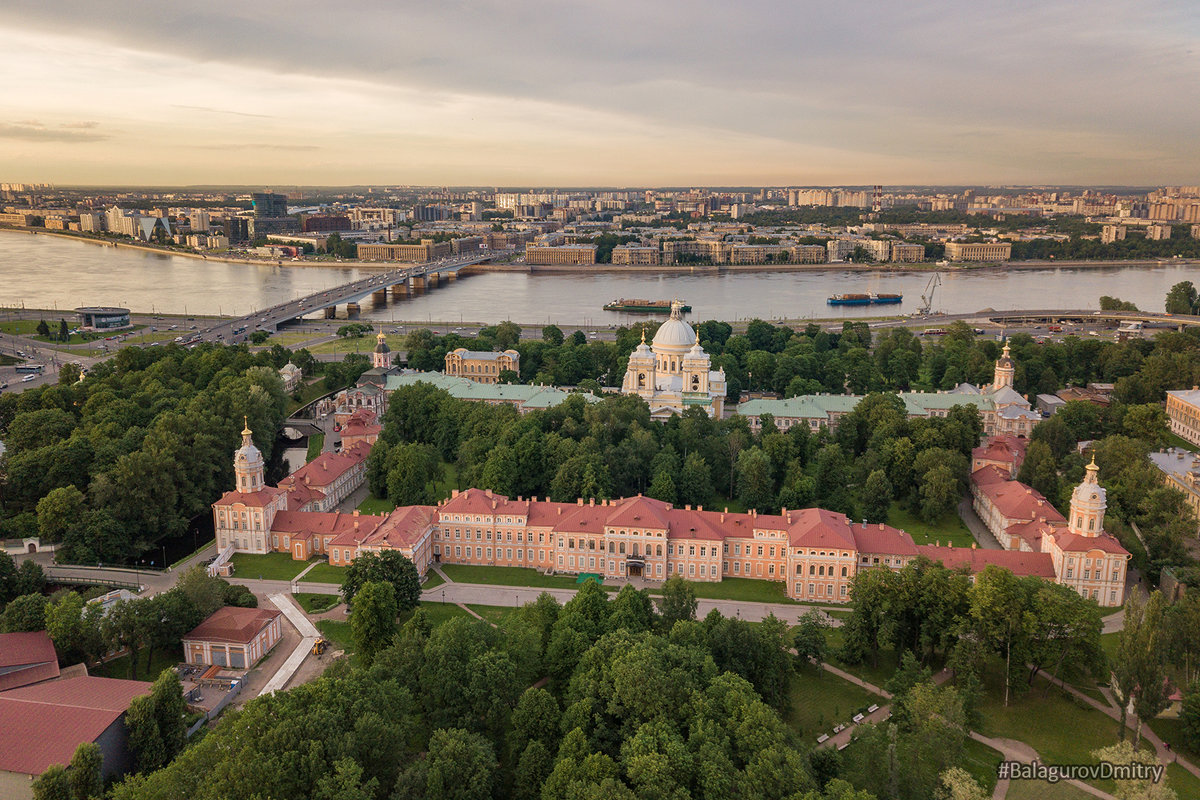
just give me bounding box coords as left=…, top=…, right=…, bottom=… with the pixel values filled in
left=622, top=301, right=727, bottom=419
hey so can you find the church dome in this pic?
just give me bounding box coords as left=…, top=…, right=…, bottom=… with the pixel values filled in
left=652, top=301, right=696, bottom=351
left=373, top=331, right=390, bottom=354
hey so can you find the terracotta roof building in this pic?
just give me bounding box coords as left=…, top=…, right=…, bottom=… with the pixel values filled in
left=0, top=675, right=151, bottom=799
left=182, top=606, right=283, bottom=669
left=0, top=631, right=60, bottom=691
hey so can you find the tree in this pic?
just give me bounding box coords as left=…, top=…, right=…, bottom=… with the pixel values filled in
left=646, top=468, right=677, bottom=504
left=175, top=565, right=228, bottom=619
left=36, top=319, right=51, bottom=338
left=125, top=694, right=165, bottom=773
left=935, top=767, right=988, bottom=800
left=1165, top=280, right=1198, bottom=315
left=68, top=741, right=104, bottom=800
left=1, top=592, right=48, bottom=632
left=341, top=550, right=422, bottom=610
left=36, top=485, right=87, bottom=544
left=349, top=580, right=398, bottom=667
left=861, top=469, right=893, bottom=524
left=32, top=764, right=70, bottom=800
left=736, top=447, right=775, bottom=513
left=314, top=758, right=378, bottom=800
left=1180, top=682, right=1200, bottom=754
left=422, top=728, right=498, bottom=800
left=1092, top=741, right=1178, bottom=800
left=608, top=584, right=656, bottom=634
left=678, top=451, right=713, bottom=507
left=1123, top=403, right=1170, bottom=446
left=16, top=558, right=46, bottom=596
left=919, top=464, right=959, bottom=523
left=249, top=330, right=270, bottom=345
left=494, top=320, right=522, bottom=350
left=150, top=669, right=187, bottom=763
left=794, top=609, right=831, bottom=669
left=542, top=325, right=565, bottom=346
left=658, top=575, right=697, bottom=628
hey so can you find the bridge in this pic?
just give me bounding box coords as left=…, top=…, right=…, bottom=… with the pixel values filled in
left=869, top=308, right=1200, bottom=333
left=196, top=250, right=505, bottom=343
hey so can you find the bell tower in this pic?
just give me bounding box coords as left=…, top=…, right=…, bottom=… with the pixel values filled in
left=993, top=342, right=1015, bottom=390
left=234, top=417, right=265, bottom=493
left=1068, top=455, right=1106, bottom=537
left=372, top=329, right=391, bottom=370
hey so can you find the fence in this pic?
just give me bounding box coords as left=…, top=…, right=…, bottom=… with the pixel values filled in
left=186, top=679, right=244, bottom=737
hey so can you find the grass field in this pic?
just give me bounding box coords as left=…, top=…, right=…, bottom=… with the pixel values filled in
left=306, top=433, right=324, bottom=462
left=440, top=564, right=584, bottom=589
left=422, top=571, right=445, bottom=590
left=1165, top=431, right=1197, bottom=452
left=357, top=495, right=396, bottom=515
left=229, top=552, right=308, bottom=581
left=824, top=626, right=902, bottom=689
left=269, top=330, right=324, bottom=347
left=648, top=576, right=796, bottom=604
left=887, top=501, right=977, bottom=547
left=295, top=592, right=340, bottom=613
left=785, top=667, right=881, bottom=740
left=1006, top=779, right=1095, bottom=800
left=959, top=736, right=1003, bottom=794
left=93, top=646, right=182, bottom=681
left=308, top=334, right=407, bottom=356
left=466, top=604, right=519, bottom=625
left=300, top=562, right=347, bottom=584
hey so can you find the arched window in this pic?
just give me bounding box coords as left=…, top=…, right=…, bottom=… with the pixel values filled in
left=656, top=544, right=662, bottom=556
left=637, top=373, right=645, bottom=388
left=633, top=543, right=640, bottom=556
left=691, top=375, right=700, bottom=390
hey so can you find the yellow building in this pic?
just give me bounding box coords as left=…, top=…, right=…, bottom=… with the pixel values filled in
left=1167, top=388, right=1200, bottom=446
left=444, top=348, right=520, bottom=383
left=525, top=244, right=596, bottom=265
left=890, top=242, right=925, bottom=262
left=611, top=245, right=661, bottom=266
left=944, top=241, right=1012, bottom=261
left=1149, top=447, right=1200, bottom=534
left=357, top=239, right=452, bottom=261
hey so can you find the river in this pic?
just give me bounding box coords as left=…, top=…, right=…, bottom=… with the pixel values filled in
left=5, top=231, right=1200, bottom=324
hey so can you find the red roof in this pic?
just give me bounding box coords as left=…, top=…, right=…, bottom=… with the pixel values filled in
left=851, top=522, right=920, bottom=556
left=0, top=676, right=151, bottom=776
left=973, top=471, right=1064, bottom=524
left=1052, top=532, right=1130, bottom=555
left=183, top=606, right=281, bottom=645
left=786, top=508, right=857, bottom=550
left=360, top=505, right=436, bottom=549
left=916, top=545, right=1057, bottom=578
left=0, top=631, right=60, bottom=691
left=441, top=487, right=531, bottom=518
left=279, top=441, right=370, bottom=492
left=272, top=509, right=387, bottom=543
left=604, top=495, right=672, bottom=531
left=214, top=486, right=285, bottom=508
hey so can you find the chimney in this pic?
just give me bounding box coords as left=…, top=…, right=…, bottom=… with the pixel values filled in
left=861, top=519, right=867, bottom=528
left=720, top=513, right=725, bottom=523
left=685, top=504, right=691, bottom=511
left=698, top=505, right=703, bottom=512
left=879, top=523, right=884, bottom=529
left=485, top=489, right=492, bottom=497
left=589, top=498, right=594, bottom=507
left=577, top=498, right=583, bottom=506
left=724, top=507, right=728, bottom=513
left=971, top=542, right=977, bottom=549
left=452, top=489, right=460, bottom=498
left=353, top=509, right=360, bottom=517
left=557, top=507, right=562, bottom=516
left=518, top=495, right=523, bottom=502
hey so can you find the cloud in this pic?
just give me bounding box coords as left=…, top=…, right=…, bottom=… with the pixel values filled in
left=171, top=104, right=275, bottom=119
left=0, top=121, right=108, bottom=142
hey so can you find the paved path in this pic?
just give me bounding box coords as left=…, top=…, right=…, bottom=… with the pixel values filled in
left=968, top=731, right=1117, bottom=800
left=259, top=593, right=320, bottom=696
left=958, top=497, right=1002, bottom=550
left=1037, top=671, right=1199, bottom=781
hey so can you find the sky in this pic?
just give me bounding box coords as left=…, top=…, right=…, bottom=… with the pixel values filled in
left=0, top=1, right=1198, bottom=186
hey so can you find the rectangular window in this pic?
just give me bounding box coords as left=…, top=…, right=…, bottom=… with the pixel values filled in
left=689, top=545, right=695, bottom=556
left=476, top=547, right=482, bottom=559
left=699, top=564, right=706, bottom=576
left=769, top=564, right=775, bottom=575
left=757, top=545, right=763, bottom=556
left=507, top=548, right=513, bottom=560
left=734, top=562, right=740, bottom=573
left=689, top=564, right=695, bottom=575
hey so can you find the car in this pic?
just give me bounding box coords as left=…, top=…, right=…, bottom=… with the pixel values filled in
left=21, top=374, right=36, bottom=382
left=0, top=382, right=8, bottom=389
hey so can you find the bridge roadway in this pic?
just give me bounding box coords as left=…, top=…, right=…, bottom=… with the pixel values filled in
left=869, top=307, right=1200, bottom=332
left=196, top=251, right=500, bottom=343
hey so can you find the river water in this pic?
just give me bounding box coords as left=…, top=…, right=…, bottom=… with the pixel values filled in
left=5, top=232, right=1200, bottom=324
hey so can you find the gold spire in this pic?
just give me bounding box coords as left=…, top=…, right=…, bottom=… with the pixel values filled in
left=242, top=415, right=251, bottom=436
left=1088, top=452, right=1097, bottom=469
left=640, top=327, right=646, bottom=344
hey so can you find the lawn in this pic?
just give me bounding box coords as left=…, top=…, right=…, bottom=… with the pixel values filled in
left=650, top=577, right=797, bottom=604
left=285, top=381, right=333, bottom=415
left=824, top=625, right=902, bottom=689
left=309, top=334, right=407, bottom=356
left=357, top=495, right=396, bottom=515
left=887, top=501, right=976, bottom=548
left=93, top=646, right=182, bottom=681
left=466, top=604, right=519, bottom=625
left=959, top=736, right=1002, bottom=794
left=300, top=562, right=347, bottom=584
left=229, top=552, right=308, bottom=581
left=422, top=571, right=445, bottom=590
left=269, top=330, right=324, bottom=347
left=1165, top=431, right=1197, bottom=452
left=306, top=433, right=324, bottom=462
left=1149, top=716, right=1200, bottom=765
left=1006, top=780, right=1096, bottom=800
left=295, top=592, right=340, bottom=613
left=318, top=603, right=474, bottom=658
left=785, top=667, right=882, bottom=740
left=1166, top=762, right=1200, bottom=800
left=440, top=564, right=583, bottom=589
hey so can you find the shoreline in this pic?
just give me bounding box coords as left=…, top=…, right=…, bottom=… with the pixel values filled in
left=4, top=227, right=1197, bottom=276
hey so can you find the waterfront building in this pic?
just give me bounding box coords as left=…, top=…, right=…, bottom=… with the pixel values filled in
left=944, top=241, right=1012, bottom=261
left=612, top=245, right=662, bottom=266
left=526, top=244, right=597, bottom=265
left=1148, top=447, right=1200, bottom=533
left=74, top=306, right=131, bottom=331
left=444, top=348, right=520, bottom=384
left=251, top=192, right=288, bottom=217
left=790, top=244, right=829, bottom=263
left=357, top=240, right=452, bottom=261
left=301, top=215, right=352, bottom=233
left=1146, top=223, right=1173, bottom=241
left=890, top=242, right=925, bottom=262
left=1101, top=224, right=1127, bottom=244
left=1166, top=388, right=1200, bottom=447
left=621, top=301, right=727, bottom=419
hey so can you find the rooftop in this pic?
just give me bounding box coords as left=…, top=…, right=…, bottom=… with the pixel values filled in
left=184, top=606, right=282, bottom=645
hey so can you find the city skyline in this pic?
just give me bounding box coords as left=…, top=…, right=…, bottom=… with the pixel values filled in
left=0, top=1, right=1198, bottom=185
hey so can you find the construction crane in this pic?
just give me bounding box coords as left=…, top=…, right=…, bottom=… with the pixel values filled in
left=918, top=272, right=942, bottom=315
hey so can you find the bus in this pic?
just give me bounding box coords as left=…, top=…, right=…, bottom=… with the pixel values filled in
left=15, top=363, right=44, bottom=374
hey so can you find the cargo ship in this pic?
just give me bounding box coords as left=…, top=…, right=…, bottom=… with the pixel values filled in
left=603, top=299, right=691, bottom=313
left=827, top=292, right=903, bottom=306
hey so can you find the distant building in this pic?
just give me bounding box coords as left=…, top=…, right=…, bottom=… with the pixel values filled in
left=251, top=192, right=288, bottom=217
left=357, top=240, right=452, bottom=261
left=300, top=215, right=352, bottom=233
left=1166, top=388, right=1200, bottom=447
left=1148, top=447, right=1200, bottom=534
left=182, top=606, right=282, bottom=669
left=444, top=348, right=520, bottom=384
left=340, top=407, right=382, bottom=449
left=279, top=362, right=302, bottom=393
left=225, top=216, right=251, bottom=243
left=1101, top=224, right=1126, bottom=244
left=1146, top=223, right=1173, bottom=241
left=526, top=244, right=597, bottom=265
left=75, top=306, right=131, bottom=331
left=944, top=241, right=1012, bottom=261
left=790, top=244, right=828, bottom=263
left=612, top=245, right=661, bottom=266
left=890, top=242, right=925, bottom=262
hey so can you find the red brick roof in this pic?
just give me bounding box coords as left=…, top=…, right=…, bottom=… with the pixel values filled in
left=851, top=522, right=920, bottom=556
left=786, top=508, right=857, bottom=550
left=183, top=606, right=281, bottom=645
left=916, top=545, right=1057, bottom=578
left=271, top=509, right=387, bottom=543
left=0, top=631, right=59, bottom=691
left=360, top=505, right=436, bottom=549
left=1052, top=531, right=1130, bottom=555
left=214, top=486, right=285, bottom=508
left=0, top=676, right=151, bottom=776
left=974, top=472, right=1064, bottom=524
left=279, top=441, right=370, bottom=492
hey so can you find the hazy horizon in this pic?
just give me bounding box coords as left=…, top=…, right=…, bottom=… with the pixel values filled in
left=2, top=1, right=1198, bottom=186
